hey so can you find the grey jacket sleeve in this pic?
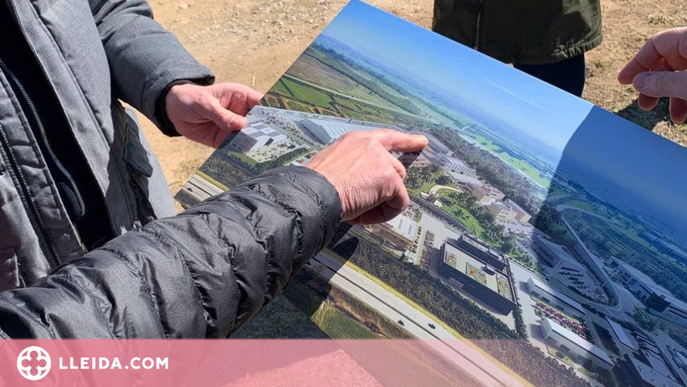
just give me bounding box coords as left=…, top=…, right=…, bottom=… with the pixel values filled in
left=0, top=167, right=341, bottom=339
left=89, top=0, right=215, bottom=133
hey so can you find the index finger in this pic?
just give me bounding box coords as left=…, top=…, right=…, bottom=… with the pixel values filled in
left=619, top=27, right=687, bottom=84
left=370, top=129, right=428, bottom=152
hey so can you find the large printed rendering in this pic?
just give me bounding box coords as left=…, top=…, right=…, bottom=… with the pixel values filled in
left=176, top=1, right=687, bottom=386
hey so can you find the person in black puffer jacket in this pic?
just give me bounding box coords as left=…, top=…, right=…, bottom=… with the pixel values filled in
left=0, top=130, right=428, bottom=339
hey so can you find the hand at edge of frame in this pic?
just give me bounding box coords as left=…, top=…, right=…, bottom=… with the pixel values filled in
left=619, top=27, right=687, bottom=124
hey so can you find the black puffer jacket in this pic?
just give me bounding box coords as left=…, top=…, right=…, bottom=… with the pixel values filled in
left=0, top=167, right=341, bottom=338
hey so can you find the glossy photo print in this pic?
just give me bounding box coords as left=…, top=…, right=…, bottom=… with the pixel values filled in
left=177, top=1, right=687, bottom=386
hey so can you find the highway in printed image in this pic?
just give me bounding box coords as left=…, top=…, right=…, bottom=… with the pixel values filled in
left=181, top=174, right=226, bottom=203
left=181, top=173, right=526, bottom=387
left=308, top=253, right=526, bottom=387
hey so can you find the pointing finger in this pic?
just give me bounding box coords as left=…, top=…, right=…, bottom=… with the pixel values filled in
left=371, top=129, right=428, bottom=153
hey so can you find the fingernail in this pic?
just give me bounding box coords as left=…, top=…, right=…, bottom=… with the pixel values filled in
left=634, top=74, right=648, bottom=90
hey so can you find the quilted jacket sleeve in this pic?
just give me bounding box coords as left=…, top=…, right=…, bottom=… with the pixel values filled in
left=0, top=167, right=341, bottom=339
left=88, top=0, right=215, bottom=134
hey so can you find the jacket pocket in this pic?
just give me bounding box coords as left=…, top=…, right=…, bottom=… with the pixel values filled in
left=123, top=111, right=156, bottom=225
left=0, top=248, right=23, bottom=291
left=124, top=112, right=154, bottom=179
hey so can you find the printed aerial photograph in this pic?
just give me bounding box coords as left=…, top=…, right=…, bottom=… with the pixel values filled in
left=176, top=1, right=687, bottom=386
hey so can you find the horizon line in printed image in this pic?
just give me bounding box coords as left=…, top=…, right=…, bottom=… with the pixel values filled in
left=176, top=1, right=687, bottom=386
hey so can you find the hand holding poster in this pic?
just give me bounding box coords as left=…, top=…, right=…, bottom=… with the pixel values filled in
left=178, top=2, right=687, bottom=386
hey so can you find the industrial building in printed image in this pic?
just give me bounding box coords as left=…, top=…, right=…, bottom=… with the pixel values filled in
left=397, top=151, right=432, bottom=168
left=607, top=319, right=684, bottom=387
left=504, top=199, right=532, bottom=223
left=527, top=277, right=587, bottom=319
left=438, top=236, right=516, bottom=315
left=533, top=234, right=587, bottom=274
left=228, top=122, right=288, bottom=152
left=422, top=133, right=453, bottom=156
left=465, top=184, right=506, bottom=205
left=608, top=258, right=687, bottom=328
left=369, top=214, right=419, bottom=253
left=458, top=233, right=507, bottom=271
left=624, top=354, right=683, bottom=387
left=301, top=117, right=404, bottom=145
left=435, top=154, right=476, bottom=176
left=488, top=200, right=532, bottom=224
left=541, top=317, right=614, bottom=371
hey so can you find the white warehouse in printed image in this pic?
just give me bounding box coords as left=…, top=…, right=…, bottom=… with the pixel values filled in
left=527, top=277, right=587, bottom=318
left=368, top=214, right=418, bottom=252
left=541, top=318, right=614, bottom=371
left=436, top=154, right=476, bottom=175
left=302, top=118, right=377, bottom=144
left=488, top=200, right=531, bottom=224
left=228, top=122, right=288, bottom=153
left=421, top=133, right=453, bottom=156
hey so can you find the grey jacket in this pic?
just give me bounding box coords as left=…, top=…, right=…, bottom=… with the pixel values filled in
left=0, top=166, right=342, bottom=339
left=0, top=0, right=214, bottom=289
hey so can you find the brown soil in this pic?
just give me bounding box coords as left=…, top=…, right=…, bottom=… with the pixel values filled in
left=142, top=0, right=687, bottom=206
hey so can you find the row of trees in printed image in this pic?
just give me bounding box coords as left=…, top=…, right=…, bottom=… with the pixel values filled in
left=200, top=147, right=308, bottom=189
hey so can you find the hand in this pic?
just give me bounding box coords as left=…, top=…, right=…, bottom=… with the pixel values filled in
left=618, top=27, right=687, bottom=123
left=307, top=129, right=428, bottom=224
left=165, top=83, right=263, bottom=147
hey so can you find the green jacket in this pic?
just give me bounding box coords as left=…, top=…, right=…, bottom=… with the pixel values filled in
left=433, top=0, right=602, bottom=65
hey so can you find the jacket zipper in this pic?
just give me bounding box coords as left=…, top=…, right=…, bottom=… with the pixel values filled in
left=474, top=0, right=483, bottom=50
left=0, top=58, right=86, bottom=217
left=0, top=125, right=61, bottom=267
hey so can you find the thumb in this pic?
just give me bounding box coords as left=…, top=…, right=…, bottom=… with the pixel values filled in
left=634, top=72, right=687, bottom=100
left=204, top=97, right=247, bottom=132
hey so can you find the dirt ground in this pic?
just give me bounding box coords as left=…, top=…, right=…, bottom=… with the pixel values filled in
left=141, top=0, right=687, bottom=202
